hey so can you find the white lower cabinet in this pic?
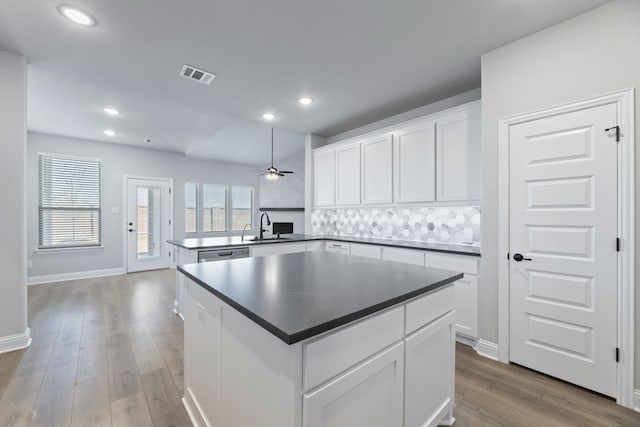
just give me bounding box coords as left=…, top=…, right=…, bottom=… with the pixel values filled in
left=349, top=243, right=381, bottom=259
left=381, top=247, right=425, bottom=266
left=404, top=311, right=456, bottom=427
left=250, top=242, right=307, bottom=257
left=324, top=241, right=351, bottom=255
left=303, top=343, right=404, bottom=427
left=453, top=275, right=478, bottom=338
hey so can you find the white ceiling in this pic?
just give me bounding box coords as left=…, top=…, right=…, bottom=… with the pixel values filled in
left=0, top=0, right=611, bottom=165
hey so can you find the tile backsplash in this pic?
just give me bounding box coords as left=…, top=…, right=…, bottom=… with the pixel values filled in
left=310, top=206, right=481, bottom=246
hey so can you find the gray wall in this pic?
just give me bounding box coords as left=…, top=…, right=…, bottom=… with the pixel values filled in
left=480, top=0, right=640, bottom=385
left=27, top=132, right=259, bottom=279
left=258, top=150, right=305, bottom=234
left=0, top=51, right=28, bottom=340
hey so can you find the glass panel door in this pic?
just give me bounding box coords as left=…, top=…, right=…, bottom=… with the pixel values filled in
left=136, top=186, right=162, bottom=259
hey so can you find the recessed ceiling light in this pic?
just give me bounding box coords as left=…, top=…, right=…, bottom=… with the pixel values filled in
left=103, top=107, right=120, bottom=116
left=57, top=5, right=96, bottom=26
left=298, top=97, right=313, bottom=106
left=262, top=112, right=276, bottom=120
left=103, top=129, right=115, bottom=136
left=144, top=138, right=153, bottom=143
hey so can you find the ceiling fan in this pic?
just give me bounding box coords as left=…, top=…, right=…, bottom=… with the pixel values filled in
left=255, top=128, right=294, bottom=180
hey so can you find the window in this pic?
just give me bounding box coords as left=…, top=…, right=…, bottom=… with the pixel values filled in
left=38, top=154, right=101, bottom=249
left=232, top=186, right=253, bottom=231
left=185, top=182, right=198, bottom=233
left=203, top=184, right=227, bottom=232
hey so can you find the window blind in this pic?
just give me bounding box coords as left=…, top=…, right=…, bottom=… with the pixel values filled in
left=38, top=154, right=102, bottom=249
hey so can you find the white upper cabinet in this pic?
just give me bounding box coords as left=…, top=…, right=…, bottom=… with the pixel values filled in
left=314, top=149, right=336, bottom=207
left=436, top=104, right=481, bottom=201
left=361, top=134, right=393, bottom=205
left=335, top=143, right=361, bottom=205
left=393, top=120, right=436, bottom=203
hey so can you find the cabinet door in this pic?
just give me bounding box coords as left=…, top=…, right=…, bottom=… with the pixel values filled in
left=404, top=311, right=455, bottom=427
left=436, top=106, right=481, bottom=201
left=454, top=274, right=478, bottom=338
left=350, top=243, right=381, bottom=259
left=336, top=143, right=361, bottom=205
left=303, top=342, right=404, bottom=427
left=250, top=242, right=307, bottom=257
left=393, top=120, right=436, bottom=203
left=361, top=135, right=393, bottom=204
left=314, top=149, right=336, bottom=207
left=381, top=247, right=425, bottom=266
left=184, top=279, right=223, bottom=427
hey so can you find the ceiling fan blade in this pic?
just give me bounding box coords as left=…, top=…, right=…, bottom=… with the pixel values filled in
left=257, top=172, right=267, bottom=176
left=279, top=170, right=294, bottom=174
left=276, top=172, right=285, bottom=176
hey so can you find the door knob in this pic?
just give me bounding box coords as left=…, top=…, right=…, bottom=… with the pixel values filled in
left=128, top=228, right=136, bottom=232
left=513, top=253, right=532, bottom=262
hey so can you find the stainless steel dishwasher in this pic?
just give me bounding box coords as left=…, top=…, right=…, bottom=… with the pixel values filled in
left=198, top=247, right=250, bottom=262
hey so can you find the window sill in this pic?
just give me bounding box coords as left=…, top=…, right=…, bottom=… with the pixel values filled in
left=34, top=246, right=105, bottom=255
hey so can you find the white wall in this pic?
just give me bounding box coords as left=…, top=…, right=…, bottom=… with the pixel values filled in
left=27, top=132, right=259, bottom=280
left=258, top=149, right=305, bottom=234
left=480, top=0, right=640, bottom=385
left=0, top=51, right=29, bottom=350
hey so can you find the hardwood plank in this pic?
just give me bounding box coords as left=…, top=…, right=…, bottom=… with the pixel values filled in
left=110, top=392, right=153, bottom=427
left=0, top=367, right=46, bottom=427
left=106, top=333, right=141, bottom=402
left=76, top=325, right=107, bottom=382
left=70, top=375, right=111, bottom=427
left=140, top=368, right=190, bottom=427
left=0, top=350, right=23, bottom=399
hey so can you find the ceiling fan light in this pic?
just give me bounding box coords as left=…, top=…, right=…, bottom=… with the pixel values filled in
left=266, top=172, right=279, bottom=180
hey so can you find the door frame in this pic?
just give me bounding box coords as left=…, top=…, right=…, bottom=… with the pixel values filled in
left=497, top=89, right=635, bottom=407
left=123, top=175, right=174, bottom=273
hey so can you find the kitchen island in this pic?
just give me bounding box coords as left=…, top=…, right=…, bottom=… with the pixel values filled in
left=178, top=251, right=462, bottom=427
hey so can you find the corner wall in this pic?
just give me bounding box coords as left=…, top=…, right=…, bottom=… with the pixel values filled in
left=0, top=51, right=30, bottom=352
left=481, top=0, right=640, bottom=385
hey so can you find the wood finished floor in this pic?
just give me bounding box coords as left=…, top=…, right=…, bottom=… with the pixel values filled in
left=0, top=270, right=638, bottom=427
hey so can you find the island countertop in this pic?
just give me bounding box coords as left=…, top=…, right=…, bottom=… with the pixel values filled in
left=168, top=233, right=480, bottom=256
left=178, top=251, right=463, bottom=344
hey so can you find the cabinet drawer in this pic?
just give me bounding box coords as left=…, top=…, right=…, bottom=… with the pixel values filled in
left=405, top=285, right=454, bottom=335
left=303, top=306, right=404, bottom=391
left=350, top=243, right=381, bottom=259
left=325, top=241, right=351, bottom=254
left=250, top=242, right=307, bottom=257
left=306, top=241, right=324, bottom=252
left=424, top=252, right=478, bottom=275
left=382, top=247, right=425, bottom=266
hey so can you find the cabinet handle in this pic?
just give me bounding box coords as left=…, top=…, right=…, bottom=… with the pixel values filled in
left=217, top=252, right=233, bottom=257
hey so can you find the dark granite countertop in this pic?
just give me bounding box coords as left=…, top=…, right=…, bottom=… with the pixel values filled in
left=168, top=234, right=480, bottom=257
left=178, top=251, right=463, bottom=345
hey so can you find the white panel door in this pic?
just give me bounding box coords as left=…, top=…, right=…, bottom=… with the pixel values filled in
left=126, top=178, right=172, bottom=272
left=509, top=102, right=618, bottom=397
left=303, top=342, right=404, bottom=427
left=336, top=143, right=361, bottom=205
left=436, top=107, right=481, bottom=201
left=361, top=134, right=393, bottom=204
left=393, top=120, right=436, bottom=203
left=314, top=149, right=336, bottom=207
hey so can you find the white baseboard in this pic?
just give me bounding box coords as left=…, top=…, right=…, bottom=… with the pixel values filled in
left=633, top=389, right=640, bottom=413
left=0, top=327, right=32, bottom=354
left=27, top=268, right=124, bottom=285
left=456, top=333, right=477, bottom=348
left=474, top=339, right=500, bottom=361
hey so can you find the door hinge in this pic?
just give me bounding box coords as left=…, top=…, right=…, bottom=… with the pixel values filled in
left=615, top=347, right=620, bottom=363
left=169, top=219, right=172, bottom=226
left=507, top=252, right=510, bottom=260
left=605, top=125, right=620, bottom=142
left=616, top=237, right=620, bottom=252
left=169, top=188, right=172, bottom=194
left=169, top=251, right=171, bottom=257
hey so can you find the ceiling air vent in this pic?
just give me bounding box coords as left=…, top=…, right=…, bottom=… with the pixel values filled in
left=180, top=64, right=216, bottom=85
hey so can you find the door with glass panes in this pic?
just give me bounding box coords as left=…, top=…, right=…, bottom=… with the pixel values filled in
left=126, top=178, right=172, bottom=272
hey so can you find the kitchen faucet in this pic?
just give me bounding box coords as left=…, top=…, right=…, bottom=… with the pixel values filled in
left=259, top=212, right=271, bottom=240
